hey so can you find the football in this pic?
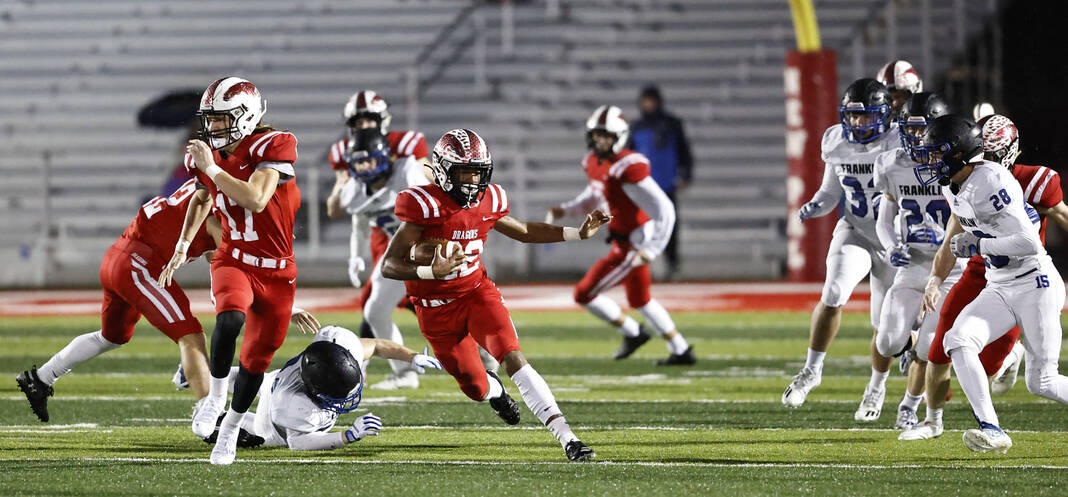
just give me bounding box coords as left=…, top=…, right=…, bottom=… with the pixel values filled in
left=409, top=238, right=462, bottom=265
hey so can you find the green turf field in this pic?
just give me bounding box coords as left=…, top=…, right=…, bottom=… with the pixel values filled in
left=2, top=310, right=1067, bottom=496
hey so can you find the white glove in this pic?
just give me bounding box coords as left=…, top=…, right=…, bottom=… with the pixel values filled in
left=410, top=346, right=443, bottom=374
left=799, top=200, right=824, bottom=221
left=950, top=231, right=982, bottom=258
left=344, top=413, right=382, bottom=443
left=347, top=257, right=366, bottom=288
left=888, top=243, right=912, bottom=267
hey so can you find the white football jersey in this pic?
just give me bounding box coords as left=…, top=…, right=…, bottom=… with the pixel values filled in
left=873, top=148, right=953, bottom=255
left=253, top=327, right=366, bottom=447
left=943, top=161, right=1049, bottom=283
left=820, top=123, right=902, bottom=247
left=340, top=156, right=429, bottom=236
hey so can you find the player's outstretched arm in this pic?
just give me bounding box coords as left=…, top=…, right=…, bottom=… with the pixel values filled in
left=361, top=340, right=443, bottom=374
left=493, top=210, right=611, bottom=243
left=284, top=414, right=382, bottom=451
left=290, top=308, right=321, bottom=335
left=158, top=188, right=213, bottom=287
left=380, top=222, right=465, bottom=280
left=1038, top=201, right=1068, bottom=233
left=186, top=139, right=281, bottom=213
left=326, top=170, right=350, bottom=219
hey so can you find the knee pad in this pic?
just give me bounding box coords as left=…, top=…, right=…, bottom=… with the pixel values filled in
left=820, top=282, right=847, bottom=308
left=214, top=310, right=246, bottom=339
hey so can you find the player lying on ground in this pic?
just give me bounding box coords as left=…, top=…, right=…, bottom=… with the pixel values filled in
left=199, top=325, right=441, bottom=451
left=549, top=105, right=694, bottom=365
left=383, top=128, right=610, bottom=461
left=17, top=179, right=219, bottom=427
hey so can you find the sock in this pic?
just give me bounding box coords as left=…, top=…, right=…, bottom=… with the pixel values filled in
left=804, top=348, right=826, bottom=373
left=900, top=392, right=923, bottom=411
left=638, top=300, right=687, bottom=353
left=867, top=367, right=889, bottom=392
left=221, top=408, right=245, bottom=429
left=585, top=295, right=639, bottom=337
left=926, top=407, right=943, bottom=425
left=619, top=317, right=641, bottom=338
left=511, top=364, right=577, bottom=447
left=209, top=375, right=229, bottom=403
left=38, top=330, right=121, bottom=385
left=949, top=347, right=1000, bottom=427
left=481, top=372, right=503, bottom=401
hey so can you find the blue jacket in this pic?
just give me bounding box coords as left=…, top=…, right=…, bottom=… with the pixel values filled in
left=627, top=110, right=693, bottom=193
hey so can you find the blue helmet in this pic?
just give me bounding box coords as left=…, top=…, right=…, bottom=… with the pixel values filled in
left=300, top=341, right=363, bottom=414
left=913, top=114, right=983, bottom=187
left=345, top=128, right=392, bottom=184
left=839, top=78, right=892, bottom=144
left=898, top=92, right=949, bottom=160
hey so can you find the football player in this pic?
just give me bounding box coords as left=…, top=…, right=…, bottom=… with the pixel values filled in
left=206, top=325, right=442, bottom=451
left=910, top=114, right=1068, bottom=453
left=782, top=79, right=900, bottom=421
left=382, top=129, right=611, bottom=461
left=548, top=105, right=694, bottom=365
left=870, top=92, right=960, bottom=430
left=16, top=180, right=219, bottom=424
left=875, top=59, right=923, bottom=118
left=158, top=76, right=303, bottom=466
left=901, top=114, right=1068, bottom=442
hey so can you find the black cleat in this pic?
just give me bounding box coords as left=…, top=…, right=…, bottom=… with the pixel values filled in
left=201, top=414, right=265, bottom=448
left=358, top=319, right=375, bottom=339
left=613, top=326, right=652, bottom=360
left=16, top=367, right=53, bottom=422
left=656, top=346, right=697, bottom=366
left=486, top=371, right=520, bottom=425
left=565, top=440, right=596, bottom=461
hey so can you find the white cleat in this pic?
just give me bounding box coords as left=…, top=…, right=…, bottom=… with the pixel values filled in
left=210, top=423, right=240, bottom=465
left=894, top=405, right=918, bottom=430
left=782, top=367, right=821, bottom=408
left=370, top=370, right=419, bottom=390
left=191, top=396, right=225, bottom=438
left=172, top=363, right=189, bottom=391
left=854, top=384, right=885, bottom=422
left=962, top=423, right=1012, bottom=454
left=899, top=420, right=944, bottom=440
left=991, top=345, right=1023, bottom=396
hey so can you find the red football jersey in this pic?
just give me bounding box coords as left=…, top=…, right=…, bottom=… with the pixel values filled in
left=582, top=149, right=651, bottom=235
left=967, top=163, right=1061, bottom=270
left=394, top=183, right=510, bottom=300
left=185, top=130, right=301, bottom=261
left=121, top=178, right=215, bottom=262
left=328, top=130, right=428, bottom=171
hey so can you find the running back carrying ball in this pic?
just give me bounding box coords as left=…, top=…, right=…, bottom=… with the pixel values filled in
left=409, top=238, right=462, bottom=265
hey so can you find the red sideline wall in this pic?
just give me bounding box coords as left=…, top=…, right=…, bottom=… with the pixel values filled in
left=785, top=49, right=839, bottom=281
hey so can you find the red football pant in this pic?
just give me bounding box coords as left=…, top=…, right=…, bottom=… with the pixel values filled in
left=929, top=262, right=1020, bottom=376
left=211, top=260, right=296, bottom=374
left=99, top=243, right=202, bottom=344
left=415, top=277, right=520, bottom=401
left=573, top=240, right=651, bottom=307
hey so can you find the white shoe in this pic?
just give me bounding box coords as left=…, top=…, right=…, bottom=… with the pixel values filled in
left=192, top=396, right=225, bottom=438
left=899, top=420, right=944, bottom=440
left=962, top=423, right=1012, bottom=453
left=782, top=367, right=821, bottom=408
left=991, top=345, right=1023, bottom=395
left=210, top=423, right=240, bottom=465
left=854, top=384, right=885, bottom=422
left=370, top=370, right=419, bottom=390
left=172, top=363, right=189, bottom=391
left=894, top=405, right=918, bottom=430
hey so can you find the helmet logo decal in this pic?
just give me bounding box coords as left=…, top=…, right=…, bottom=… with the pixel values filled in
left=223, top=81, right=258, bottom=101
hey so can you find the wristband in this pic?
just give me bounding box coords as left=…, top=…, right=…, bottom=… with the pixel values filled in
left=416, top=265, right=435, bottom=280
left=344, top=429, right=358, bottom=443
left=291, top=306, right=305, bottom=316
left=562, top=227, right=581, bottom=241
left=204, top=164, right=223, bottom=181
left=175, top=239, right=191, bottom=254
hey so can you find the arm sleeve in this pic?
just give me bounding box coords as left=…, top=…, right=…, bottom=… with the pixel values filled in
left=981, top=231, right=1042, bottom=257
left=394, top=188, right=444, bottom=226
left=980, top=169, right=1042, bottom=257
left=285, top=429, right=348, bottom=451
left=1033, top=170, right=1063, bottom=208
left=622, top=177, right=675, bottom=256
left=350, top=212, right=370, bottom=263
left=876, top=197, right=900, bottom=249
left=558, top=185, right=603, bottom=217
left=254, top=132, right=298, bottom=180
left=407, top=134, right=429, bottom=160
left=673, top=116, right=693, bottom=183
left=806, top=162, right=843, bottom=216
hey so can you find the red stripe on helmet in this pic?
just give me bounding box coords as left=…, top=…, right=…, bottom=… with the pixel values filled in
left=462, top=129, right=483, bottom=159
left=597, top=107, right=610, bottom=127
left=356, top=92, right=368, bottom=111
left=203, top=78, right=226, bottom=106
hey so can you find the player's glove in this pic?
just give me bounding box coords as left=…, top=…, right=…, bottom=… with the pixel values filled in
left=347, top=257, right=366, bottom=288
left=410, top=346, right=443, bottom=374
left=906, top=214, right=946, bottom=245
left=888, top=243, right=912, bottom=267
left=344, top=413, right=382, bottom=443
left=950, top=231, right=982, bottom=258
left=798, top=200, right=824, bottom=221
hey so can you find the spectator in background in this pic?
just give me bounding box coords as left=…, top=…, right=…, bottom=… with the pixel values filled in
left=627, top=85, right=692, bottom=280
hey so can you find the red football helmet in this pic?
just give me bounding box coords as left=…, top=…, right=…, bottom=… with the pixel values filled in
left=976, top=114, right=1020, bottom=169
left=342, top=90, right=392, bottom=134
left=430, top=129, right=493, bottom=208
left=197, top=77, right=267, bottom=150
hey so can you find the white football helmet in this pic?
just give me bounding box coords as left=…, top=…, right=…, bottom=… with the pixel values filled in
left=876, top=60, right=923, bottom=94
left=586, top=105, right=629, bottom=155
left=976, top=114, right=1020, bottom=170
left=343, top=90, right=392, bottom=134
left=430, top=129, right=493, bottom=209
left=197, top=77, right=266, bottom=150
